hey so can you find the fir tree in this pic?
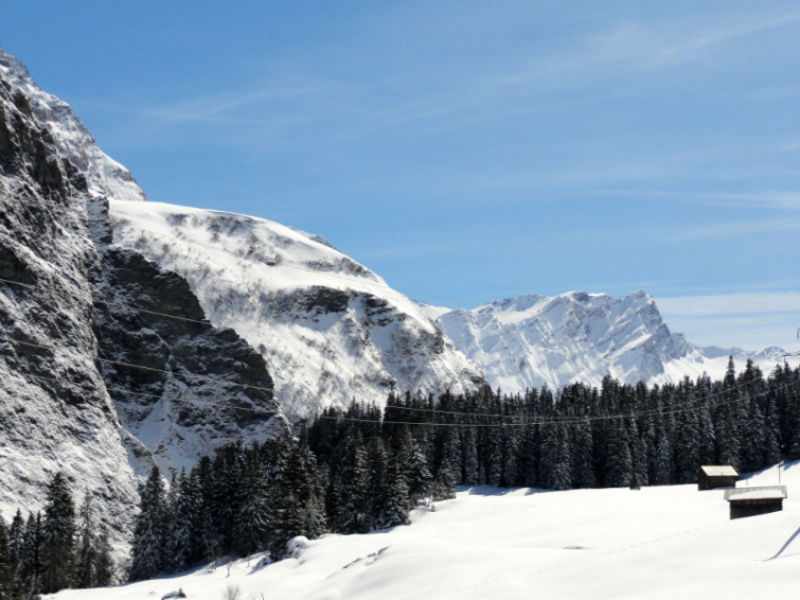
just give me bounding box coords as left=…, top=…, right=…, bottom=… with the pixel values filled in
left=233, top=455, right=270, bottom=558
left=7, top=510, right=23, bottom=582
left=432, top=457, right=456, bottom=501
left=171, top=472, right=203, bottom=569
left=376, top=460, right=410, bottom=528
left=74, top=494, right=96, bottom=588
left=40, top=472, right=75, bottom=594
left=460, top=428, right=480, bottom=486
left=93, top=531, right=114, bottom=587
left=129, top=467, right=167, bottom=581
left=604, top=420, right=632, bottom=487
left=18, top=513, right=42, bottom=599
left=0, top=514, right=11, bottom=600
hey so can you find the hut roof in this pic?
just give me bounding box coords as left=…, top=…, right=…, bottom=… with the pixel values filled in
left=724, top=486, right=787, bottom=502
left=699, top=465, right=739, bottom=477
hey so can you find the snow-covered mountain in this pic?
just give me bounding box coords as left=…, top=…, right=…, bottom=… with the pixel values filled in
left=0, top=43, right=482, bottom=551
left=0, top=45, right=284, bottom=553
left=108, top=200, right=484, bottom=418
left=425, top=291, right=787, bottom=392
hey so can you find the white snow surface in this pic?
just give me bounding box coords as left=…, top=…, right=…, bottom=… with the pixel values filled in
left=48, top=462, right=800, bottom=600
left=109, top=200, right=484, bottom=417
left=428, top=291, right=787, bottom=392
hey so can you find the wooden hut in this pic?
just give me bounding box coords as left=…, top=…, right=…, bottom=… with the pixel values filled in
left=725, top=486, right=787, bottom=519
left=697, top=465, right=739, bottom=490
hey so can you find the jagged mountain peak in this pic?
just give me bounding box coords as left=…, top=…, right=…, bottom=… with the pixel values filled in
left=431, top=289, right=785, bottom=392
left=0, top=45, right=146, bottom=205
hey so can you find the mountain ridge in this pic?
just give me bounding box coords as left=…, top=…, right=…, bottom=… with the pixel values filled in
left=422, top=290, right=786, bottom=392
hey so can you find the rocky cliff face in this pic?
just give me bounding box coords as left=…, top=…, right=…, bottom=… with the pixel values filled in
left=427, top=291, right=787, bottom=392
left=0, top=46, right=284, bottom=552
left=94, top=247, right=284, bottom=472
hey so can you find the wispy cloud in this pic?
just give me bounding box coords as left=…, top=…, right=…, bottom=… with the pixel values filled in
left=142, top=84, right=328, bottom=124
left=657, top=291, right=800, bottom=317
left=593, top=189, right=800, bottom=210
left=499, top=8, right=800, bottom=87
left=666, top=218, right=800, bottom=241
left=656, top=291, right=800, bottom=349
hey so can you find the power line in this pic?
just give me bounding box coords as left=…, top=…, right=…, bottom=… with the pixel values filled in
left=3, top=274, right=798, bottom=426
left=330, top=372, right=793, bottom=423
left=0, top=275, right=214, bottom=328
left=3, top=326, right=798, bottom=427
left=16, top=370, right=277, bottom=416
left=317, top=380, right=799, bottom=428
left=4, top=337, right=274, bottom=395
left=7, top=329, right=795, bottom=428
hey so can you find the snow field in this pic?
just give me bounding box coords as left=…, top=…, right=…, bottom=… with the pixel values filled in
left=48, top=462, right=800, bottom=600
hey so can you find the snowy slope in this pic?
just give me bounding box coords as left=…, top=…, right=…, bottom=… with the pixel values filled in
left=48, top=461, right=800, bottom=600
left=426, top=291, right=786, bottom=392
left=109, top=200, right=484, bottom=417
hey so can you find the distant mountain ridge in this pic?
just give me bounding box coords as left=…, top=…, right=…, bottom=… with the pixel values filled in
left=423, top=291, right=786, bottom=392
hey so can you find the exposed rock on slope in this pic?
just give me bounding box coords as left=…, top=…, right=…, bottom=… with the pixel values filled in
left=94, top=247, right=284, bottom=471
left=109, top=200, right=485, bottom=418
left=0, top=46, right=284, bottom=550
left=0, top=45, right=139, bottom=540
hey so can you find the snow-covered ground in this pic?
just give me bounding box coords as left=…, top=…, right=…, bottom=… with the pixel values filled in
left=49, top=462, right=800, bottom=600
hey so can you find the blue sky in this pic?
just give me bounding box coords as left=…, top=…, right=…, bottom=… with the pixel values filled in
left=2, top=1, right=799, bottom=350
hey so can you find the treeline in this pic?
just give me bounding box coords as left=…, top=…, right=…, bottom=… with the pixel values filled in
left=128, top=422, right=445, bottom=581
left=129, top=358, right=800, bottom=583
left=364, top=359, right=800, bottom=491
left=0, top=473, right=113, bottom=600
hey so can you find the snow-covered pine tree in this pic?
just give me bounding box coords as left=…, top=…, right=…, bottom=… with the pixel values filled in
left=129, top=467, right=167, bottom=581
left=604, top=419, right=633, bottom=488
left=18, top=513, right=42, bottom=598
left=652, top=422, right=673, bottom=485
left=673, top=396, right=700, bottom=484
left=550, top=423, right=572, bottom=490
left=366, top=437, right=388, bottom=529
left=741, top=393, right=767, bottom=472
left=432, top=457, right=456, bottom=501
left=295, top=442, right=327, bottom=539
left=379, top=459, right=411, bottom=528
left=40, top=472, right=75, bottom=594
left=6, top=510, right=23, bottom=583
left=500, top=422, right=521, bottom=487
left=0, top=513, right=11, bottom=600
left=233, top=452, right=270, bottom=559
left=460, top=427, right=480, bottom=486
left=763, top=394, right=781, bottom=466
left=171, top=471, right=203, bottom=569
left=92, top=530, right=114, bottom=587
left=337, top=432, right=370, bottom=534
left=571, top=417, right=595, bottom=488
left=74, top=493, right=96, bottom=588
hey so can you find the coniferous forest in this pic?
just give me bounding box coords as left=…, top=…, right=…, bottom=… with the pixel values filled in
left=2, top=358, right=799, bottom=595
